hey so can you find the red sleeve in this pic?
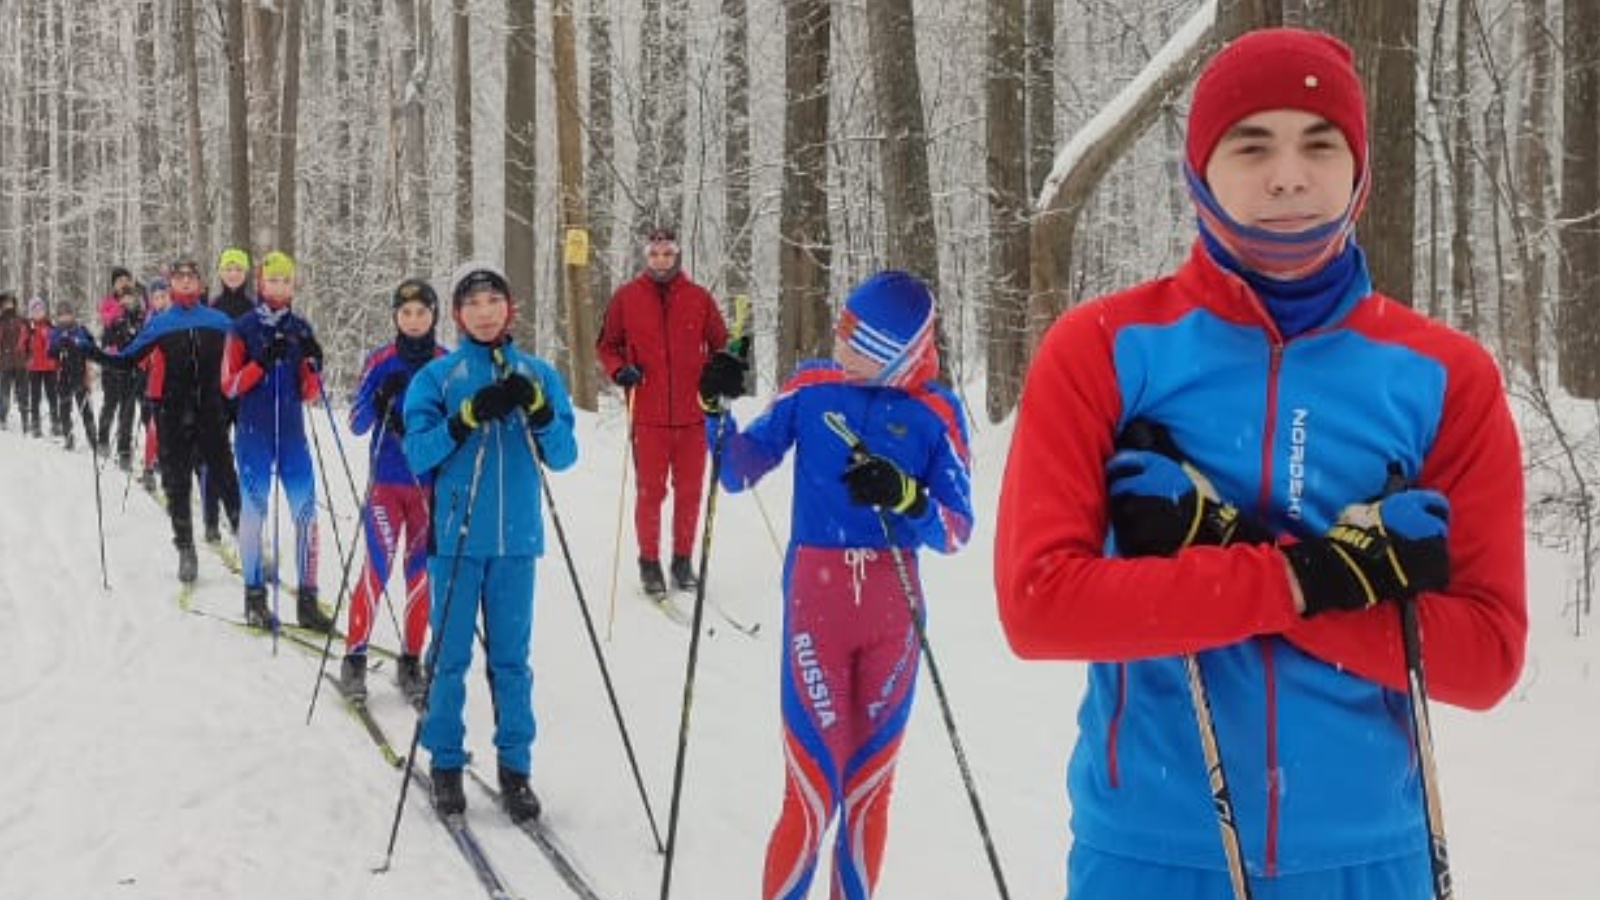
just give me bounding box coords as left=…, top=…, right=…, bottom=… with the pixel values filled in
left=993, top=293, right=1302, bottom=662
left=595, top=286, right=630, bottom=377
left=703, top=287, right=730, bottom=351
left=1283, top=328, right=1527, bottom=711
left=300, top=362, right=322, bottom=403
left=145, top=348, right=166, bottom=399
left=220, top=334, right=263, bottom=398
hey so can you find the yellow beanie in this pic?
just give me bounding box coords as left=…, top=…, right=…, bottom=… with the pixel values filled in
left=218, top=247, right=251, bottom=271
left=260, top=251, right=296, bottom=280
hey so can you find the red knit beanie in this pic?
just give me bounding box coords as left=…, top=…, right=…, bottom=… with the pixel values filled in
left=1186, top=27, right=1367, bottom=179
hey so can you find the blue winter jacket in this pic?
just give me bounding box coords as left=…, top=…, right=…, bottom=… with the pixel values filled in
left=713, top=360, right=973, bottom=555
left=350, top=339, right=445, bottom=487
left=402, top=337, right=577, bottom=558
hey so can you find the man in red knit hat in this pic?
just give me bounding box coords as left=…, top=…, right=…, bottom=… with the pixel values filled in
left=995, top=27, right=1525, bottom=900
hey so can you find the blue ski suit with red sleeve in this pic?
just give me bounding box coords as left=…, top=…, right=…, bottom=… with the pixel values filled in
left=994, top=243, right=1526, bottom=896
left=712, top=362, right=973, bottom=900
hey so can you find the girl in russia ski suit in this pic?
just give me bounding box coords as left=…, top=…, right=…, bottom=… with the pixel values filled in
left=994, top=29, right=1526, bottom=900
left=221, top=251, right=333, bottom=632
left=340, top=278, right=447, bottom=703
left=402, top=262, right=577, bottom=825
left=698, top=271, right=974, bottom=900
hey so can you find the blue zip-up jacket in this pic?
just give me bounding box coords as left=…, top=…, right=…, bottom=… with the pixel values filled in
left=350, top=339, right=446, bottom=487
left=995, top=244, right=1526, bottom=877
left=402, top=337, right=577, bottom=558
left=712, top=360, right=973, bottom=555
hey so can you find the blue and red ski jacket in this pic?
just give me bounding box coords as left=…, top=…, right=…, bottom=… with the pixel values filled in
left=994, top=243, right=1526, bottom=877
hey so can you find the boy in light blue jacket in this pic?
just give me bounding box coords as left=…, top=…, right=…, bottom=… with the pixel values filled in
left=402, top=261, right=577, bottom=825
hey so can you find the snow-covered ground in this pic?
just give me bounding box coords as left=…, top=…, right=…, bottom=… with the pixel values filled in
left=0, top=394, right=1595, bottom=899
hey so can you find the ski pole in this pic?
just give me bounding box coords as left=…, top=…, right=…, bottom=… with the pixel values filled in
left=79, top=389, right=110, bottom=590
left=1117, top=419, right=1255, bottom=900
left=822, top=410, right=1012, bottom=900
left=377, top=431, right=491, bottom=874
left=305, top=403, right=396, bottom=724
left=1363, top=463, right=1453, bottom=900
left=659, top=295, right=749, bottom=900
left=605, top=388, right=636, bottom=641
left=518, top=418, right=664, bottom=852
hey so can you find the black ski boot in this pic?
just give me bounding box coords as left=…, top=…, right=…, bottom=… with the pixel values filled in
left=396, top=654, right=427, bottom=706
left=431, top=767, right=467, bottom=816
left=498, top=764, right=542, bottom=824
left=244, top=587, right=275, bottom=628
left=296, top=588, right=336, bottom=633
left=639, top=557, right=668, bottom=598
left=340, top=653, right=368, bottom=702
left=670, top=555, right=698, bottom=591
left=177, top=544, right=198, bottom=583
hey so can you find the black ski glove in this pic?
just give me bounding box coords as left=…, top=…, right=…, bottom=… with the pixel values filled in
left=1108, top=419, right=1273, bottom=557
left=300, top=334, right=324, bottom=370
left=504, top=372, right=554, bottom=430
left=1280, top=489, right=1452, bottom=616
left=698, top=350, right=748, bottom=413
left=843, top=453, right=928, bottom=517
left=261, top=331, right=289, bottom=365
left=613, top=365, right=642, bottom=388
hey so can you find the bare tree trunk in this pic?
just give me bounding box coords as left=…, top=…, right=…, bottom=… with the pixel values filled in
left=332, top=0, right=353, bottom=237
left=394, top=0, right=433, bottom=271
left=248, top=1, right=284, bottom=249
left=224, top=0, right=252, bottom=249
left=865, top=0, right=945, bottom=379
left=1026, top=0, right=1055, bottom=196
left=776, top=0, right=832, bottom=379
left=505, top=0, right=539, bottom=347
left=277, top=0, right=303, bottom=257
left=1348, top=0, right=1417, bottom=305
left=986, top=0, right=1027, bottom=423
left=658, top=0, right=689, bottom=228
left=1511, top=0, right=1554, bottom=375
left=1448, top=0, right=1478, bottom=335
left=135, top=0, right=163, bottom=265
left=1560, top=0, right=1600, bottom=397
left=452, top=0, right=473, bottom=259
left=588, top=0, right=616, bottom=306
left=721, top=0, right=751, bottom=306
left=553, top=0, right=597, bottom=410
left=633, top=0, right=663, bottom=229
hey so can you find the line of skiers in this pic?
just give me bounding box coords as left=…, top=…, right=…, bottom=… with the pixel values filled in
left=9, top=230, right=971, bottom=897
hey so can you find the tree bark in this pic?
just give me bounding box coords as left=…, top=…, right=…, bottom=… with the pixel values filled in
left=865, top=0, right=945, bottom=378
left=777, top=0, right=832, bottom=379
left=1510, top=0, right=1554, bottom=375
left=1560, top=0, right=1600, bottom=397
left=277, top=0, right=303, bottom=257
left=247, top=1, right=284, bottom=250
left=587, top=0, right=616, bottom=305
left=393, top=0, right=433, bottom=272
left=633, top=0, right=663, bottom=230
left=453, top=0, right=473, bottom=259
left=553, top=0, right=597, bottom=409
left=721, top=0, right=751, bottom=306
left=986, top=0, right=1027, bottom=423
left=505, top=0, right=539, bottom=347
left=135, top=0, right=164, bottom=266
left=224, top=0, right=252, bottom=250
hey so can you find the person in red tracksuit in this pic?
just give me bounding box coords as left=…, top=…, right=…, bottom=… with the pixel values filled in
left=23, top=297, right=59, bottom=438
left=595, top=226, right=730, bottom=597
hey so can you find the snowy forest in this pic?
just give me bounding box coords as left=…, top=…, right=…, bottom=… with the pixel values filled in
left=2, top=0, right=1599, bottom=598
